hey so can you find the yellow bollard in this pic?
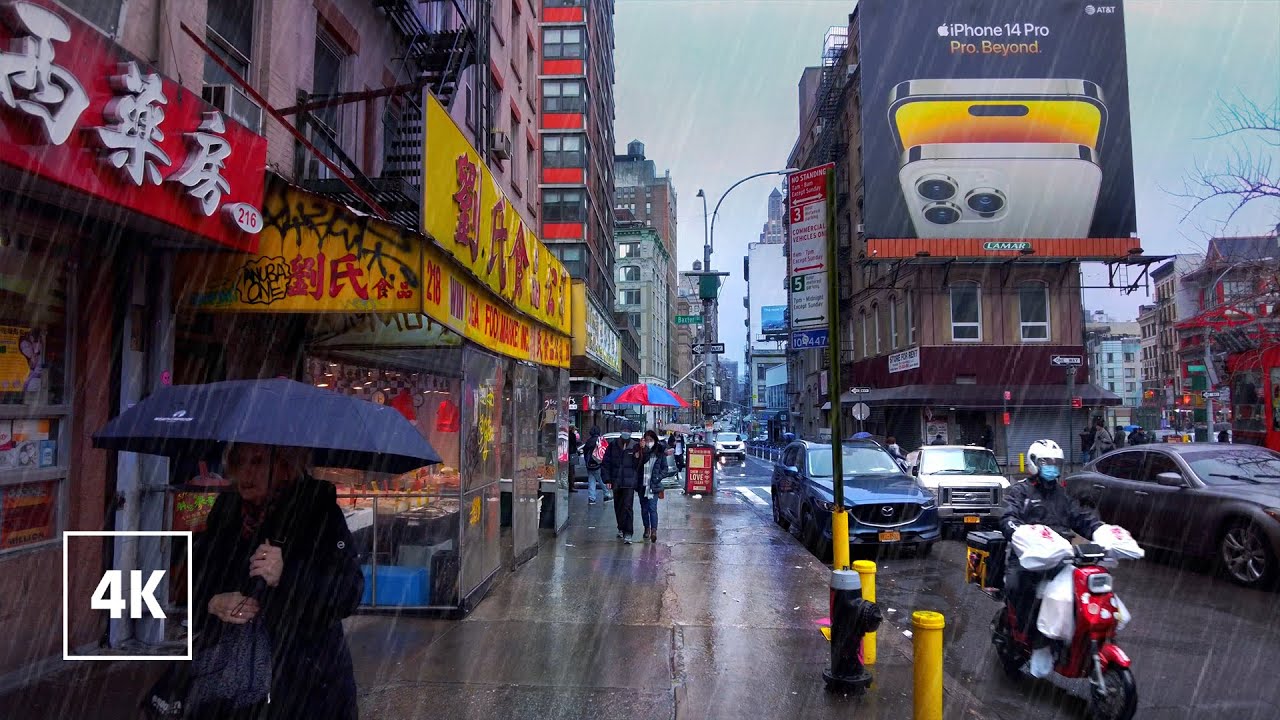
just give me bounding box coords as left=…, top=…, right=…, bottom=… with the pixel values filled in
left=832, top=509, right=850, bottom=571
left=912, top=610, right=945, bottom=720
left=853, top=560, right=877, bottom=665
left=1018, top=452, right=1025, bottom=474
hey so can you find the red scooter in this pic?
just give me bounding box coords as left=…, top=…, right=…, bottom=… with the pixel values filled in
left=980, top=540, right=1138, bottom=720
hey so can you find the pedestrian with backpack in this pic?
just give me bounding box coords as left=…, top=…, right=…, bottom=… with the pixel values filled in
left=584, top=427, right=607, bottom=505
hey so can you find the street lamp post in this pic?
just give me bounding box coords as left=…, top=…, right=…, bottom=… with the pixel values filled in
left=695, top=168, right=797, bottom=431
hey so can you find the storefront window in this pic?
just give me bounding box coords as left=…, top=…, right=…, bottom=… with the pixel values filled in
left=0, top=238, right=70, bottom=554
left=303, top=354, right=466, bottom=609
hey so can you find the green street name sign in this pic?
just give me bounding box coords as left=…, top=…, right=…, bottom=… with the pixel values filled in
left=675, top=315, right=703, bottom=325
left=982, top=241, right=1033, bottom=252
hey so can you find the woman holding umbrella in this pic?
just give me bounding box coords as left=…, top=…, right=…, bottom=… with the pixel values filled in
left=188, top=442, right=363, bottom=719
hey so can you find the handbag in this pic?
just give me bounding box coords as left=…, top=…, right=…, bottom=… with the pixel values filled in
left=141, top=662, right=192, bottom=719
left=184, top=620, right=273, bottom=712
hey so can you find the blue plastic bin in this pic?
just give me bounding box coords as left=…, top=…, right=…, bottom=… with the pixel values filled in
left=360, top=565, right=429, bottom=606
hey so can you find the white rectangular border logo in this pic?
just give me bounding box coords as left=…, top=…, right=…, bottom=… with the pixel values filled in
left=63, top=531, right=194, bottom=661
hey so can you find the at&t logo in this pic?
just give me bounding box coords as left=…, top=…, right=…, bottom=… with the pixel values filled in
left=1085, top=4, right=1117, bottom=14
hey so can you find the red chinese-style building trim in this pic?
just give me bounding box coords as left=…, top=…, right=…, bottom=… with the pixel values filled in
left=542, top=113, right=584, bottom=130
left=542, top=167, right=584, bottom=184
left=544, top=7, right=585, bottom=23
left=543, top=222, right=583, bottom=240
left=543, top=59, right=584, bottom=76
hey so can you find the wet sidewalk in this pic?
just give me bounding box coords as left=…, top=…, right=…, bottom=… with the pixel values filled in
left=1, top=488, right=1002, bottom=719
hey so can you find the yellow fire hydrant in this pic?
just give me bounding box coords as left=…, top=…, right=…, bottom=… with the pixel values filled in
left=912, top=610, right=945, bottom=720
left=853, top=560, right=877, bottom=665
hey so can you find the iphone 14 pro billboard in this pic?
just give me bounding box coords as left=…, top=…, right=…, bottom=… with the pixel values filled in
left=857, top=0, right=1137, bottom=241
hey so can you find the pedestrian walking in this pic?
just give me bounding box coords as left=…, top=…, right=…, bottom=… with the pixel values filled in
left=1090, top=417, right=1115, bottom=457
left=638, top=431, right=669, bottom=542
left=1218, top=429, right=1231, bottom=443
left=176, top=443, right=363, bottom=719
left=583, top=427, right=606, bottom=504
left=603, top=432, right=643, bottom=543
left=930, top=433, right=946, bottom=445
left=672, top=432, right=685, bottom=475
left=1079, top=424, right=1095, bottom=463
left=567, top=425, right=581, bottom=493
left=1113, top=425, right=1127, bottom=449
left=981, top=424, right=995, bottom=451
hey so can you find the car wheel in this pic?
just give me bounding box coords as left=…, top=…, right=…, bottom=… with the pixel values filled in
left=1219, top=520, right=1277, bottom=588
left=771, top=486, right=790, bottom=530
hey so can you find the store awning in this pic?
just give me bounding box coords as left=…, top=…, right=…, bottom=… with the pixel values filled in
left=820, top=383, right=1122, bottom=410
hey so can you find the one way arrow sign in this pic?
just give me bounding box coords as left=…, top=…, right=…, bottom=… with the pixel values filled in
left=692, top=343, right=726, bottom=355
left=1050, top=355, right=1083, bottom=367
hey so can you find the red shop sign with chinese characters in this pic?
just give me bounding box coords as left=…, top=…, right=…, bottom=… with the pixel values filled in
left=0, top=0, right=267, bottom=252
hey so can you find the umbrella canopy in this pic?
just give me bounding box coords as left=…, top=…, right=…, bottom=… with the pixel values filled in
left=93, top=378, right=442, bottom=474
left=600, top=383, right=689, bottom=408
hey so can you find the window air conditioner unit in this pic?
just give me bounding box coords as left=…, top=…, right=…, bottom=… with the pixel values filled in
left=490, top=130, right=512, bottom=161
left=855, top=223, right=865, bottom=234
left=202, top=84, right=263, bottom=134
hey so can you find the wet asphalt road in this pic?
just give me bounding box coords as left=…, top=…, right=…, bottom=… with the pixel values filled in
left=9, top=455, right=1276, bottom=719
left=728, top=454, right=1280, bottom=720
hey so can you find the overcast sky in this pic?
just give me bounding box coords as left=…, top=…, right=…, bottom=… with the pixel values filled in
left=612, top=0, right=1280, bottom=371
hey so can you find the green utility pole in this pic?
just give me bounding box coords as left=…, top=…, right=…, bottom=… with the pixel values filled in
left=823, top=167, right=849, bottom=571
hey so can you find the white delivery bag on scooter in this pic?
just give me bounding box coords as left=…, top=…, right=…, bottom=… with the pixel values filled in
left=1092, top=524, right=1145, bottom=560
left=1011, top=524, right=1073, bottom=571
left=1036, top=565, right=1076, bottom=640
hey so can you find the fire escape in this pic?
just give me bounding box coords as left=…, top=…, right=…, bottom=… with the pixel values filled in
left=293, top=0, right=490, bottom=228
left=786, top=26, right=851, bottom=414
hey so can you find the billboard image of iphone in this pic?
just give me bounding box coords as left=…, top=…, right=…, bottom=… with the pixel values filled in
left=898, top=143, right=1101, bottom=239
left=889, top=79, right=1107, bottom=155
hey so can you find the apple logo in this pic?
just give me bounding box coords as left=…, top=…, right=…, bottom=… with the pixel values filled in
left=936, top=24, right=950, bottom=36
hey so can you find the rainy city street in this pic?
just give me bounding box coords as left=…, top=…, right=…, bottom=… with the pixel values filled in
left=0, top=0, right=1277, bottom=718
left=13, top=455, right=1280, bottom=719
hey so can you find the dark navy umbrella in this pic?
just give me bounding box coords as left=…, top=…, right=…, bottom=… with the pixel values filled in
left=93, top=378, right=442, bottom=473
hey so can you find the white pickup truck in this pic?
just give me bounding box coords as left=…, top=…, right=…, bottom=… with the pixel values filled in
left=904, top=445, right=1009, bottom=531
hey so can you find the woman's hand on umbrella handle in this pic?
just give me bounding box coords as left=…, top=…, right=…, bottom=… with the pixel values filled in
left=209, top=592, right=259, bottom=624
left=249, top=543, right=284, bottom=588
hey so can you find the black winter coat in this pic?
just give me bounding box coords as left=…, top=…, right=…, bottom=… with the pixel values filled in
left=602, top=440, right=643, bottom=489
left=192, top=477, right=363, bottom=719
left=999, top=479, right=1103, bottom=542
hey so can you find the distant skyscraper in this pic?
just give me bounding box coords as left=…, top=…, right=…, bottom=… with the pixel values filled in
left=759, top=187, right=784, bottom=244
left=615, top=139, right=679, bottom=385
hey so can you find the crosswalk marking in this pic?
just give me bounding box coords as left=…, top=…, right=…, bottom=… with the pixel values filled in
left=735, top=486, right=771, bottom=506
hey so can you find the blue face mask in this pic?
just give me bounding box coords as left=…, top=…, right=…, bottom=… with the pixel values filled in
left=1039, top=465, right=1061, bottom=483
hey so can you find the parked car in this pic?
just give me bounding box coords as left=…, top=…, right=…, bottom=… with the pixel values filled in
left=771, top=439, right=941, bottom=560
left=714, top=432, right=746, bottom=463
left=904, top=445, right=1009, bottom=532
left=1064, top=443, right=1280, bottom=588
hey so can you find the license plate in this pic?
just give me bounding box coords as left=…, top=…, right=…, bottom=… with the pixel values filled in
left=964, top=516, right=981, bottom=524
left=878, top=531, right=901, bottom=542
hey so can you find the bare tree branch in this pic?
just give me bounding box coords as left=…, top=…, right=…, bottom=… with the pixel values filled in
left=1167, top=93, right=1280, bottom=227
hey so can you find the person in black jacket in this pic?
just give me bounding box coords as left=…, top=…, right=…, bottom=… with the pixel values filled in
left=191, top=443, right=363, bottom=719
left=602, top=432, right=642, bottom=543
left=1000, top=439, right=1103, bottom=648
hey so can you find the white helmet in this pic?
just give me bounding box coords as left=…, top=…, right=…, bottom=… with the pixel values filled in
left=1027, top=439, right=1065, bottom=483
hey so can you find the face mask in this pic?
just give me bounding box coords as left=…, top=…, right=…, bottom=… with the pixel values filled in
left=1039, top=464, right=1061, bottom=484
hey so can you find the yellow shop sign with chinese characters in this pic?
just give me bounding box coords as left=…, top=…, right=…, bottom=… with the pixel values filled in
left=179, top=181, right=422, bottom=314
left=421, top=94, right=571, bottom=336
left=178, top=179, right=571, bottom=368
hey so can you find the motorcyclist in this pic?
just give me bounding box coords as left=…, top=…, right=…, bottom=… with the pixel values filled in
left=999, top=439, right=1104, bottom=645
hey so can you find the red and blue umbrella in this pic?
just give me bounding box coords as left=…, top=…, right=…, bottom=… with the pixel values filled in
left=601, top=383, right=690, bottom=408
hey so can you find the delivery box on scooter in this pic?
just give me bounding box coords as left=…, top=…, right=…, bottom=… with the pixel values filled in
left=965, top=530, right=1007, bottom=591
